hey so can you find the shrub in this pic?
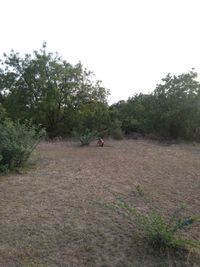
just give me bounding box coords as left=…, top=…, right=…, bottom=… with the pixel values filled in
left=77, top=128, right=97, bottom=146
left=0, top=119, right=45, bottom=173
left=113, top=194, right=200, bottom=251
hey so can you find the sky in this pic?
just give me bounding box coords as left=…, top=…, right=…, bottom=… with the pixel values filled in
left=1, top=0, right=200, bottom=104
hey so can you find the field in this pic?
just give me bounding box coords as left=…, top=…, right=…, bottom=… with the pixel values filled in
left=0, top=139, right=200, bottom=267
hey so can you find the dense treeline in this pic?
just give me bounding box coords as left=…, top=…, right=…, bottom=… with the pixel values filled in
left=111, top=71, right=200, bottom=140
left=1, top=44, right=200, bottom=141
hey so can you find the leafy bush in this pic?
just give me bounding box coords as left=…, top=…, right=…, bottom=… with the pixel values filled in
left=0, top=119, right=45, bottom=173
left=113, top=194, right=199, bottom=251
left=77, top=128, right=97, bottom=146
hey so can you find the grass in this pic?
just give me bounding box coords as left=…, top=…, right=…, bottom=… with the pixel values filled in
left=0, top=139, right=200, bottom=266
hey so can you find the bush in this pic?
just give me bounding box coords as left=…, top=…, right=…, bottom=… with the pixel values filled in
left=0, top=119, right=45, bottom=173
left=113, top=193, right=200, bottom=251
left=77, top=128, right=97, bottom=146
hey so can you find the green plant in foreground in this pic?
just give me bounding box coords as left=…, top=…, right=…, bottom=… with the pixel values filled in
left=114, top=195, right=200, bottom=251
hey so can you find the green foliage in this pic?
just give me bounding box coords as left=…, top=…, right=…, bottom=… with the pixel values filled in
left=1, top=43, right=200, bottom=141
left=114, top=195, right=200, bottom=251
left=109, top=119, right=124, bottom=140
left=76, top=128, right=97, bottom=146
left=73, top=102, right=111, bottom=138
left=110, top=127, right=124, bottom=140
left=110, top=71, right=200, bottom=140
left=0, top=44, right=109, bottom=138
left=0, top=104, right=8, bottom=123
left=0, top=119, right=45, bottom=173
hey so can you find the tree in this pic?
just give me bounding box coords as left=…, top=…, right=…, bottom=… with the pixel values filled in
left=153, top=71, right=200, bottom=138
left=110, top=71, right=200, bottom=140
left=0, top=44, right=109, bottom=137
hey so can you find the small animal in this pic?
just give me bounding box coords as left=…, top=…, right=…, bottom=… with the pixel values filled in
left=97, top=137, right=104, bottom=147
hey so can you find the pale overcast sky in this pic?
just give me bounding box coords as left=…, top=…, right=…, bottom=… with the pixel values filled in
left=1, top=0, right=200, bottom=103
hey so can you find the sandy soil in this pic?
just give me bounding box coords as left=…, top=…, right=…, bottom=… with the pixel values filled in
left=0, top=139, right=200, bottom=267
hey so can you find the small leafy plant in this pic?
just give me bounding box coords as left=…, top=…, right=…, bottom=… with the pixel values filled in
left=78, top=129, right=97, bottom=146
left=113, top=190, right=199, bottom=251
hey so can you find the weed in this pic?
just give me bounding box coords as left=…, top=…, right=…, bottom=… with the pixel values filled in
left=113, top=192, right=200, bottom=251
left=135, top=184, right=144, bottom=197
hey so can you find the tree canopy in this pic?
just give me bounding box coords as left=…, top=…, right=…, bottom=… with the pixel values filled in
left=0, top=44, right=109, bottom=137
left=110, top=71, right=200, bottom=140
left=1, top=44, right=200, bottom=141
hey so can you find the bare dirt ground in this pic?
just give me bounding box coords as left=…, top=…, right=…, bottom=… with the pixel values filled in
left=0, top=139, right=200, bottom=267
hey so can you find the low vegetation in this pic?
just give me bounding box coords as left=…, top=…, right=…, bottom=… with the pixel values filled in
left=77, top=129, right=97, bottom=146
left=113, top=190, right=200, bottom=252
left=0, top=118, right=45, bottom=173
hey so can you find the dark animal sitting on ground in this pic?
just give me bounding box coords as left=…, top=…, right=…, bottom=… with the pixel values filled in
left=97, top=137, right=104, bottom=147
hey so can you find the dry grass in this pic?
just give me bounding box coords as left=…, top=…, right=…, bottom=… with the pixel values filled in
left=0, top=139, right=200, bottom=267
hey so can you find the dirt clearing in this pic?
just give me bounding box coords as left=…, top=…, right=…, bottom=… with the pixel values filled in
left=0, top=140, right=200, bottom=266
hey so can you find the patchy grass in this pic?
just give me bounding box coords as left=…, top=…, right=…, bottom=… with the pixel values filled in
left=0, top=139, right=200, bottom=266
